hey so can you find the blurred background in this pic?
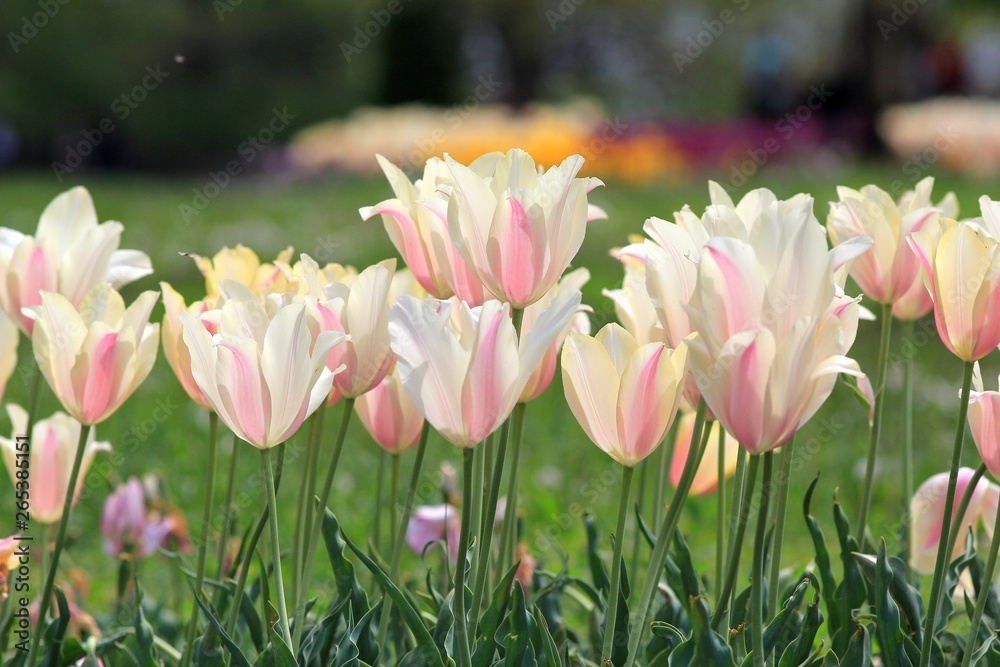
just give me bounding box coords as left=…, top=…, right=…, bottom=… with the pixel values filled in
left=3, top=0, right=1000, bottom=612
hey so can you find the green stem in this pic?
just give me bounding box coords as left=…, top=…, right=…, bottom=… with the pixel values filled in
left=901, top=319, right=915, bottom=583
left=25, top=356, right=42, bottom=436
left=214, top=432, right=241, bottom=598
left=292, top=410, right=322, bottom=601
left=26, top=424, right=90, bottom=666
left=601, top=465, right=635, bottom=663
left=711, top=452, right=761, bottom=631
left=390, top=453, right=401, bottom=557
left=469, top=415, right=512, bottom=625
left=470, top=445, right=484, bottom=562
left=919, top=360, right=975, bottom=667
left=377, top=421, right=431, bottom=658
left=261, top=447, right=292, bottom=646
left=750, top=453, right=773, bottom=667
left=960, top=490, right=1000, bottom=667
left=633, top=455, right=649, bottom=591
left=497, top=402, right=527, bottom=576
left=292, top=399, right=353, bottom=650
left=715, top=423, right=727, bottom=602
left=767, top=435, right=795, bottom=618
left=374, top=448, right=386, bottom=552
left=454, top=447, right=476, bottom=667
left=944, top=463, right=988, bottom=565
left=300, top=405, right=326, bottom=586
left=855, top=302, right=894, bottom=544
left=624, top=400, right=707, bottom=667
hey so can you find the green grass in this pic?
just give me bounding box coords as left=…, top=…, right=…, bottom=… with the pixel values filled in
left=0, top=161, right=996, bottom=620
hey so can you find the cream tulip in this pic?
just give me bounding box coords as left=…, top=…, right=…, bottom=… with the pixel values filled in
left=355, top=366, right=424, bottom=455
left=188, top=244, right=297, bottom=299
left=160, top=283, right=214, bottom=409
left=669, top=413, right=739, bottom=496
left=0, top=310, right=16, bottom=404
left=968, top=362, right=1000, bottom=478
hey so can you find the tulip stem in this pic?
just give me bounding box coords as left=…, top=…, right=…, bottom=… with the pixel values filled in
left=715, top=424, right=727, bottom=603
left=389, top=453, right=401, bottom=556
left=767, top=435, right=795, bottom=619
left=497, top=402, right=527, bottom=578
left=633, top=456, right=649, bottom=590
left=944, top=462, right=988, bottom=564
left=712, top=452, right=761, bottom=632
left=377, top=421, right=431, bottom=659
left=454, top=447, right=476, bottom=667
left=750, top=452, right=773, bottom=667
left=374, top=448, right=386, bottom=553
left=470, top=414, right=512, bottom=627
left=25, top=355, right=42, bottom=436
left=295, top=406, right=325, bottom=601
left=224, top=444, right=283, bottom=638
left=901, top=319, right=915, bottom=583
left=292, top=399, right=352, bottom=650
left=856, top=302, right=893, bottom=546
left=919, top=360, right=975, bottom=667
left=601, top=465, right=635, bottom=664
left=624, top=400, right=708, bottom=667
left=26, top=424, right=91, bottom=667
left=182, top=412, right=218, bottom=666
left=960, top=488, right=1000, bottom=667
left=261, top=446, right=292, bottom=647
left=214, top=432, right=241, bottom=604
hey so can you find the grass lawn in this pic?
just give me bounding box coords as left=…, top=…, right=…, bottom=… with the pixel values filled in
left=0, top=160, right=996, bottom=620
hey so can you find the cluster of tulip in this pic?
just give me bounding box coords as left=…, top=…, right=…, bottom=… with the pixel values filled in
left=0, top=147, right=998, bottom=667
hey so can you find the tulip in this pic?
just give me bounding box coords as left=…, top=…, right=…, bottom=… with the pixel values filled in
left=361, top=155, right=489, bottom=304
left=910, top=468, right=993, bottom=574
left=0, top=187, right=153, bottom=334
left=25, top=285, right=159, bottom=425
left=909, top=210, right=1000, bottom=362
left=0, top=405, right=111, bottom=524
left=308, top=260, right=397, bottom=400
left=0, top=535, right=20, bottom=599
left=0, top=311, right=16, bottom=404
left=101, top=478, right=179, bottom=559
left=604, top=255, right=664, bottom=347
left=562, top=323, right=688, bottom=467
left=389, top=291, right=580, bottom=448
left=968, top=362, right=1000, bottom=478
left=669, top=412, right=739, bottom=496
left=406, top=504, right=461, bottom=562
left=445, top=149, right=603, bottom=308
left=160, top=283, right=214, bottom=409
left=181, top=281, right=345, bottom=449
left=519, top=268, right=591, bottom=403
left=189, top=244, right=296, bottom=299
left=355, top=366, right=424, bottom=455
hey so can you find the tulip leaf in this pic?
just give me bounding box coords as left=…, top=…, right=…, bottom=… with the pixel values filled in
left=472, top=561, right=520, bottom=667
left=191, top=588, right=253, bottom=667
left=532, top=605, right=564, bottom=667
left=763, top=577, right=811, bottom=656
left=870, top=540, right=912, bottom=667
left=777, top=575, right=823, bottom=667
left=584, top=514, right=610, bottom=594
left=39, top=587, right=72, bottom=667
left=194, top=621, right=225, bottom=667
left=839, top=625, right=873, bottom=667
left=342, top=523, right=446, bottom=667
left=322, top=509, right=371, bottom=620
left=133, top=588, right=161, bottom=667
left=832, top=494, right=866, bottom=655
left=496, top=583, right=536, bottom=667
left=802, top=478, right=842, bottom=646
left=689, top=596, right=735, bottom=667
left=240, top=590, right=266, bottom=653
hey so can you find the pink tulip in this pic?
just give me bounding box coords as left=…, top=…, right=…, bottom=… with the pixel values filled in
left=0, top=187, right=152, bottom=334
left=101, top=478, right=178, bottom=559
left=361, top=155, right=489, bottom=304
left=0, top=311, right=16, bottom=405
left=0, top=405, right=111, bottom=524
left=561, top=323, right=689, bottom=467
left=160, top=283, right=214, bottom=409
left=25, top=285, right=160, bottom=425
left=519, top=268, right=591, bottom=403
left=909, top=203, right=1000, bottom=362
left=968, top=362, right=1000, bottom=478
left=445, top=149, right=603, bottom=308
left=406, top=504, right=461, bottom=562
left=604, top=254, right=665, bottom=347
left=181, top=281, right=346, bottom=448
left=669, top=413, right=739, bottom=496
left=827, top=182, right=942, bottom=304
left=354, top=366, right=424, bottom=455
left=687, top=196, right=868, bottom=454
left=389, top=291, right=580, bottom=448
left=910, top=468, right=994, bottom=574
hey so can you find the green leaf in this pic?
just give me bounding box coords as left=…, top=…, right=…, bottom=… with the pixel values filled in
left=839, top=625, right=872, bottom=667
left=832, top=494, right=866, bottom=657
left=39, top=587, right=72, bottom=667
left=322, top=510, right=371, bottom=620
left=497, top=583, right=535, bottom=667
left=194, top=622, right=225, bottom=667
left=473, top=561, right=521, bottom=667
left=870, top=541, right=911, bottom=667
left=585, top=514, right=610, bottom=594
left=763, top=578, right=811, bottom=657
left=532, top=605, right=564, bottom=667
left=134, top=589, right=160, bottom=667
left=191, top=588, right=253, bottom=667
left=689, top=596, right=735, bottom=666
left=803, top=478, right=842, bottom=645
left=778, top=576, right=823, bottom=667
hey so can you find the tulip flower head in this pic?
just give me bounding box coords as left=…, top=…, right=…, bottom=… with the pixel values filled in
left=910, top=468, right=997, bottom=574
left=604, top=251, right=665, bottom=347
left=968, top=362, right=1000, bottom=479
left=354, top=365, right=424, bottom=455
left=160, top=283, right=215, bottom=409
left=181, top=281, right=346, bottom=449
left=561, top=323, right=689, bottom=467
left=0, top=535, right=19, bottom=599
left=101, top=478, right=179, bottom=559
left=389, top=290, right=581, bottom=448
left=361, top=155, right=490, bottom=304
left=669, top=413, right=739, bottom=496
left=0, top=405, right=111, bottom=524
left=445, top=149, right=603, bottom=307
left=686, top=195, right=868, bottom=454
left=0, top=311, right=16, bottom=404
left=189, top=244, right=297, bottom=299
left=0, top=187, right=153, bottom=334
left=909, top=201, right=1000, bottom=361
left=406, top=504, right=461, bottom=562
left=25, top=284, right=160, bottom=425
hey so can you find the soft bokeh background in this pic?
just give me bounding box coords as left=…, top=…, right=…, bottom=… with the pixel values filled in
left=3, top=0, right=1000, bottom=620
